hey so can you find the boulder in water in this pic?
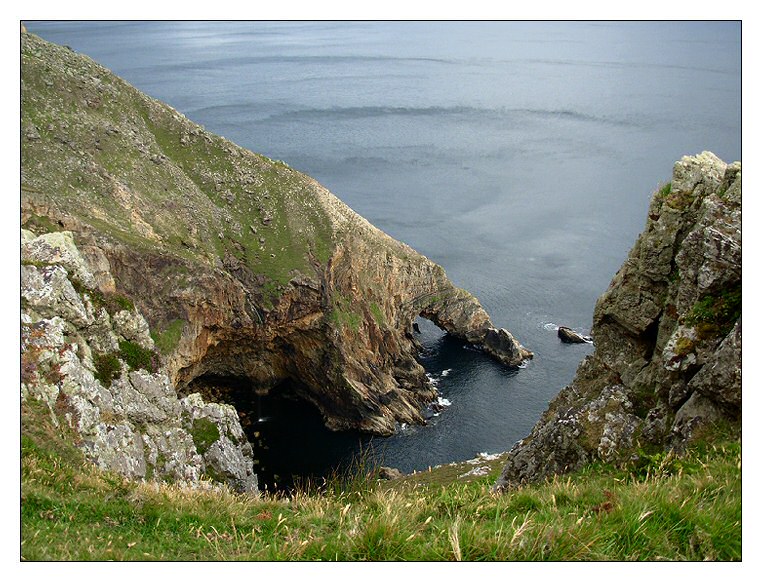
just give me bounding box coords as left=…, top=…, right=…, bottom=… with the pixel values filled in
left=558, top=326, right=591, bottom=344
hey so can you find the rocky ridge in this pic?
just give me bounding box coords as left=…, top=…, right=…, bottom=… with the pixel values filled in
left=495, top=152, right=741, bottom=489
left=21, top=32, right=531, bottom=438
left=21, top=230, right=258, bottom=492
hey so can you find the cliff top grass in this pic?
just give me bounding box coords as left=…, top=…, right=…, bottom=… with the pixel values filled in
left=21, top=398, right=741, bottom=561
left=21, top=32, right=341, bottom=294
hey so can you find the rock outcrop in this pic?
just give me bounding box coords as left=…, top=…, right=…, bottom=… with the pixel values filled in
left=21, top=230, right=258, bottom=493
left=21, top=31, right=531, bottom=438
left=557, top=326, right=591, bottom=344
left=495, top=152, right=741, bottom=490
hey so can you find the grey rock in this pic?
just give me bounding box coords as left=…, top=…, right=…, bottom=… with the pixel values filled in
left=481, top=327, right=533, bottom=366
left=84, top=308, right=120, bottom=354
left=203, top=438, right=259, bottom=493
left=81, top=422, right=147, bottom=480
left=141, top=426, right=203, bottom=483
left=22, top=230, right=96, bottom=289
left=558, top=326, right=591, bottom=344
left=109, top=371, right=178, bottom=425
left=21, top=232, right=258, bottom=493
left=113, top=309, right=155, bottom=350
left=671, top=392, right=724, bottom=445
left=689, top=320, right=741, bottom=412
left=21, top=264, right=92, bottom=326
left=180, top=393, right=258, bottom=493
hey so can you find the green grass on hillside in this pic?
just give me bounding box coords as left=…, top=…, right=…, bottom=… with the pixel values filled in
left=21, top=400, right=741, bottom=561
left=21, top=32, right=337, bottom=301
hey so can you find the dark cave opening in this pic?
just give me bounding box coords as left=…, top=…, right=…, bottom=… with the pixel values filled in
left=183, top=374, right=370, bottom=493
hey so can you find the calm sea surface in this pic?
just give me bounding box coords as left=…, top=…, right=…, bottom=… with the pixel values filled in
left=27, top=21, right=741, bottom=485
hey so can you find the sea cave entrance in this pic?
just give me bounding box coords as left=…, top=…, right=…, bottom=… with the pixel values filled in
left=183, top=374, right=371, bottom=493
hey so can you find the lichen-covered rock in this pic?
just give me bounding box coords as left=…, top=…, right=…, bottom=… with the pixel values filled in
left=21, top=230, right=97, bottom=288
left=688, top=320, right=741, bottom=411
left=495, top=152, right=741, bottom=490
left=113, top=309, right=155, bottom=350
left=21, top=230, right=258, bottom=494
left=140, top=426, right=203, bottom=483
left=21, top=264, right=92, bottom=326
left=110, top=370, right=180, bottom=425
left=180, top=393, right=258, bottom=493
left=80, top=423, right=147, bottom=480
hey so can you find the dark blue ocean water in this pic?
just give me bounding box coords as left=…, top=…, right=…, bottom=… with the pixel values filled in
left=27, top=21, right=741, bottom=485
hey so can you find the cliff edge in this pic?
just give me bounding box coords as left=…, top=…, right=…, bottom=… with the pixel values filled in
left=495, top=152, right=741, bottom=489
left=21, top=32, right=531, bottom=440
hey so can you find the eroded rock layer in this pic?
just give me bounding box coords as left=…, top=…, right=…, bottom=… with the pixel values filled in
left=495, top=152, right=741, bottom=489
left=21, top=31, right=531, bottom=438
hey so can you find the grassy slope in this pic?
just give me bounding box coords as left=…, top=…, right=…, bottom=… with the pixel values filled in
left=21, top=400, right=740, bottom=561
left=21, top=32, right=335, bottom=298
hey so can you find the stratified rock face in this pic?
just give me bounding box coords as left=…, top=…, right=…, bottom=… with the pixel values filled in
left=21, top=32, right=531, bottom=437
left=495, top=152, right=741, bottom=490
left=21, top=230, right=258, bottom=493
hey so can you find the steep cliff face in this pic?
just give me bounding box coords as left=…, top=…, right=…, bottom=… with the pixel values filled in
left=21, top=32, right=531, bottom=438
left=21, top=230, right=258, bottom=492
left=495, top=152, right=741, bottom=489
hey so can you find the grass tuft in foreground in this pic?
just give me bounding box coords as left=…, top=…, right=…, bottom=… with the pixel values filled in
left=21, top=400, right=741, bottom=561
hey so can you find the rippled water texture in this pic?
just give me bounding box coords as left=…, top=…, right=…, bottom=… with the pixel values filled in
left=27, top=21, right=741, bottom=480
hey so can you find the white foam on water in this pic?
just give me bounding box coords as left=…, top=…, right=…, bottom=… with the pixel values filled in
left=441, top=368, right=452, bottom=376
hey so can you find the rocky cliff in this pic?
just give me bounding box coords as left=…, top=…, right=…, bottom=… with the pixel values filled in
left=22, top=230, right=259, bottom=492
left=20, top=31, right=531, bottom=443
left=495, top=152, right=741, bottom=489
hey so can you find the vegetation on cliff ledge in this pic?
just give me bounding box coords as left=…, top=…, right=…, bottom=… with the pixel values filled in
left=21, top=400, right=740, bottom=561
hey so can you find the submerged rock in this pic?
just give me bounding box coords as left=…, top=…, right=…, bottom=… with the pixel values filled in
left=495, top=152, right=741, bottom=490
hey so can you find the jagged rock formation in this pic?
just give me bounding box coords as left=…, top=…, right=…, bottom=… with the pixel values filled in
left=495, top=152, right=741, bottom=489
left=21, top=32, right=531, bottom=438
left=21, top=230, right=258, bottom=493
